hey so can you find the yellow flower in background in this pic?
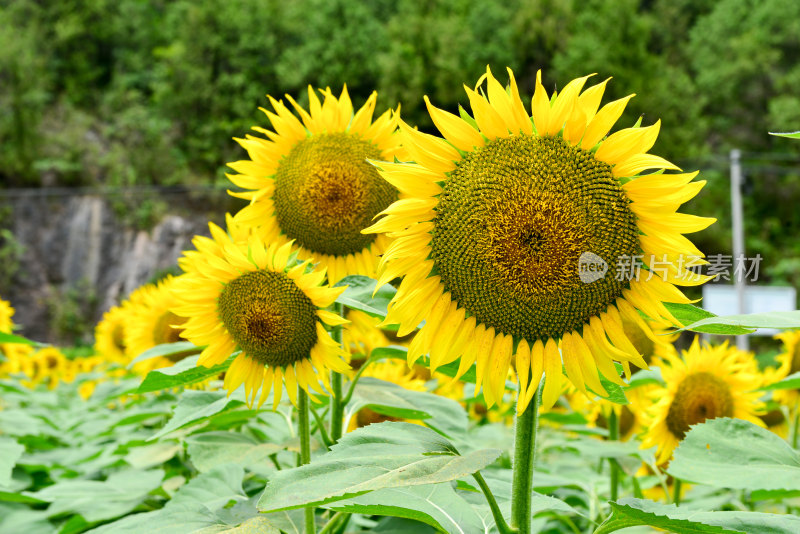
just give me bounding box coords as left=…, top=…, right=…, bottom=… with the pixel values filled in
left=229, top=86, right=402, bottom=283
left=574, top=382, right=659, bottom=441
left=766, top=329, right=800, bottom=409
left=25, top=347, right=71, bottom=390
left=172, top=218, right=350, bottom=408
left=366, top=67, right=713, bottom=414
left=0, top=297, right=14, bottom=334
left=640, top=339, right=765, bottom=463
left=94, top=303, right=131, bottom=364
left=124, top=276, right=187, bottom=366
left=342, top=309, right=393, bottom=360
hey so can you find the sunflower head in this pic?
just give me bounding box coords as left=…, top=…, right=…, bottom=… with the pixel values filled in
left=365, top=66, right=713, bottom=414
left=172, top=217, right=350, bottom=408
left=123, top=276, right=188, bottom=366
left=94, top=304, right=131, bottom=363
left=228, top=86, right=402, bottom=283
left=640, top=339, right=765, bottom=463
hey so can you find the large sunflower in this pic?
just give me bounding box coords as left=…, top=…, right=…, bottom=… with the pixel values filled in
left=171, top=218, right=350, bottom=408
left=640, top=339, right=764, bottom=463
left=228, top=86, right=402, bottom=283
left=365, top=67, right=713, bottom=413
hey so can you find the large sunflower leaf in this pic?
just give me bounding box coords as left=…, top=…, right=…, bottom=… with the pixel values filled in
left=0, top=437, right=24, bottom=488
left=148, top=390, right=244, bottom=441
left=667, top=303, right=800, bottom=334
left=334, top=275, right=397, bottom=318
left=137, top=354, right=235, bottom=393
left=186, top=431, right=284, bottom=473
left=323, top=483, right=485, bottom=534
left=667, top=418, right=800, bottom=491
left=257, top=422, right=501, bottom=512
left=26, top=468, right=164, bottom=523
left=769, top=131, right=800, bottom=139
left=346, top=377, right=468, bottom=439
left=86, top=465, right=293, bottom=534
left=593, top=498, right=800, bottom=534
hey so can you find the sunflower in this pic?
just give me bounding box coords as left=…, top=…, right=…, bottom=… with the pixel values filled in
left=228, top=86, right=402, bottom=284
left=640, top=339, right=765, bottom=463
left=342, top=309, right=393, bottom=360
left=575, top=382, right=658, bottom=441
left=171, top=218, right=350, bottom=408
left=125, top=276, right=188, bottom=363
left=0, top=297, right=14, bottom=334
left=767, top=329, right=800, bottom=409
left=365, top=67, right=713, bottom=414
left=94, top=303, right=131, bottom=364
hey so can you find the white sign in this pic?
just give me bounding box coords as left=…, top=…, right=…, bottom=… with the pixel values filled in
left=701, top=285, right=797, bottom=336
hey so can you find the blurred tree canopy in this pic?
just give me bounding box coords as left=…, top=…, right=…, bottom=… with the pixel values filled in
left=1, top=0, right=799, bottom=281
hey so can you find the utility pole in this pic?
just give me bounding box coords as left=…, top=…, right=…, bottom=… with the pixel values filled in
left=730, top=149, right=748, bottom=351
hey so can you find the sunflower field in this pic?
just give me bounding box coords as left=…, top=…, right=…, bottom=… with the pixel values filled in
left=2, top=66, right=800, bottom=534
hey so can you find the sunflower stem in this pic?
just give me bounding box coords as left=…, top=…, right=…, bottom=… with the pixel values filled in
left=608, top=409, right=620, bottom=501
left=298, top=387, right=316, bottom=534
left=511, top=383, right=540, bottom=534
left=792, top=409, right=800, bottom=449
left=330, top=302, right=345, bottom=443
left=474, top=472, right=514, bottom=534
left=309, top=403, right=332, bottom=450
left=673, top=479, right=683, bottom=506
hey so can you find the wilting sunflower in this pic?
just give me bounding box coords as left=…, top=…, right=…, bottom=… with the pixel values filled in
left=125, top=276, right=188, bottom=362
left=640, top=339, right=764, bottom=463
left=171, top=218, right=349, bottom=408
left=228, top=86, right=402, bottom=283
left=94, top=303, right=131, bottom=363
left=365, top=67, right=713, bottom=413
left=767, top=329, right=800, bottom=409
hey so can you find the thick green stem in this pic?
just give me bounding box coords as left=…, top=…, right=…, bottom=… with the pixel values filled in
left=318, top=511, right=347, bottom=534
left=608, top=409, right=620, bottom=502
left=673, top=479, right=683, bottom=506
left=792, top=409, right=800, bottom=449
left=511, top=384, right=540, bottom=534
left=474, top=472, right=514, bottom=534
left=329, top=302, right=345, bottom=443
left=298, top=387, right=315, bottom=534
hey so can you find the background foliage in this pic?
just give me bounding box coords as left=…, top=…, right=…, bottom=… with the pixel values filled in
left=1, top=0, right=800, bottom=282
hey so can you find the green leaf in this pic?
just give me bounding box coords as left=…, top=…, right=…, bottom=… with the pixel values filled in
left=334, top=275, right=397, bottom=318
left=667, top=418, right=800, bottom=491
left=186, top=431, right=283, bottom=473
left=769, top=131, right=800, bottom=139
left=128, top=341, right=200, bottom=367
left=594, top=498, right=800, bottom=534
left=325, top=483, right=485, bottom=534
left=347, top=377, right=468, bottom=438
left=137, top=354, right=234, bottom=393
left=27, top=469, right=164, bottom=523
left=672, top=306, right=800, bottom=335
left=86, top=465, right=252, bottom=534
left=148, top=390, right=244, bottom=441
left=761, top=370, right=800, bottom=391
left=0, top=437, right=24, bottom=488
left=257, top=422, right=501, bottom=512
left=0, top=332, right=45, bottom=346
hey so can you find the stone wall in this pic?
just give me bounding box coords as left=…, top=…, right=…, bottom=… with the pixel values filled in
left=0, top=187, right=244, bottom=344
